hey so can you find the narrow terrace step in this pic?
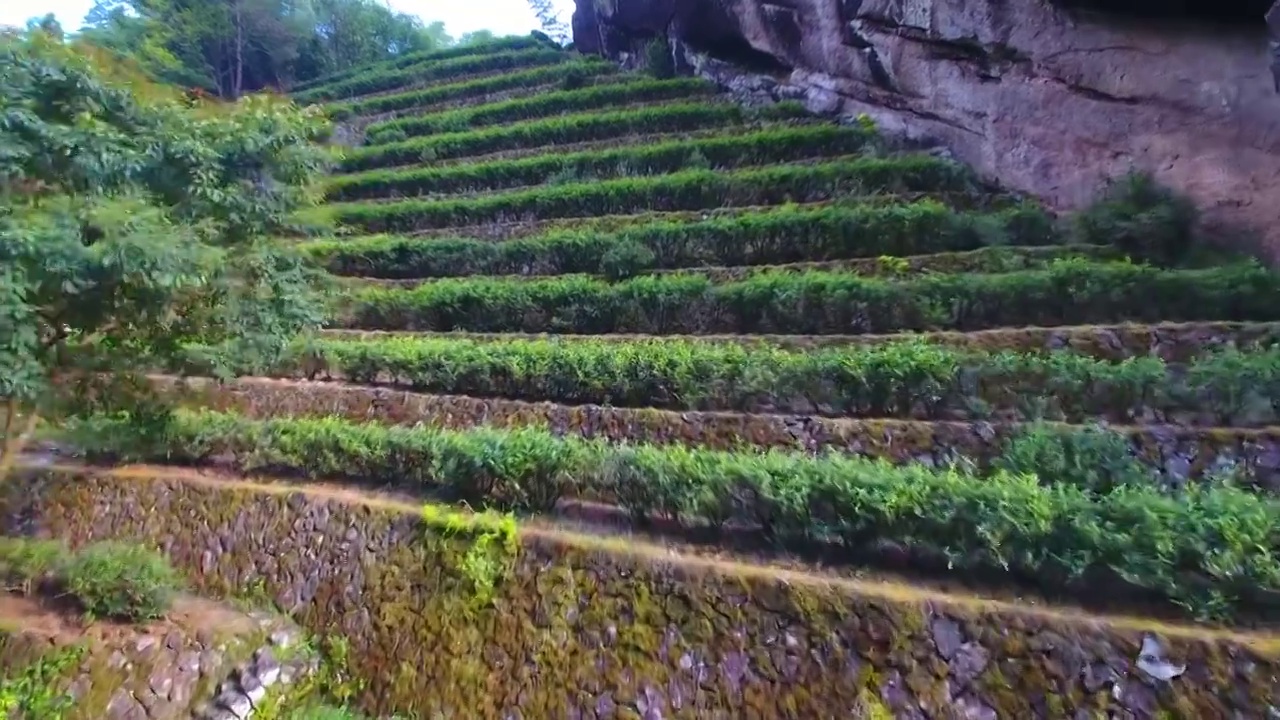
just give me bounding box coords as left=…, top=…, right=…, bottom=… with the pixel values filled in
left=304, top=200, right=1063, bottom=279
left=295, top=47, right=572, bottom=103
left=345, top=74, right=639, bottom=129
left=336, top=101, right=811, bottom=173
left=17, top=463, right=1280, bottom=718
left=154, top=375, right=1280, bottom=489
left=341, top=246, right=1115, bottom=286
left=382, top=194, right=1014, bottom=241
left=327, top=125, right=875, bottom=201
left=336, top=262, right=1280, bottom=335
left=328, top=156, right=975, bottom=233
left=324, top=59, right=619, bottom=119
left=196, top=316, right=1280, bottom=427
left=290, top=35, right=550, bottom=94
left=317, top=320, right=1280, bottom=362
left=362, top=77, right=719, bottom=144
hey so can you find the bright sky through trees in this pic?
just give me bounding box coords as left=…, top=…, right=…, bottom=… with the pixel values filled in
left=0, top=0, right=575, bottom=37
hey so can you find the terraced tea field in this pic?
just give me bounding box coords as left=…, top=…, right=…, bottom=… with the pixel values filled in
left=172, top=35, right=1280, bottom=614
left=55, top=35, right=1280, bottom=713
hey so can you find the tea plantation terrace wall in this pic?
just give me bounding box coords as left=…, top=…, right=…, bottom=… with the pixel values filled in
left=44, top=33, right=1280, bottom=718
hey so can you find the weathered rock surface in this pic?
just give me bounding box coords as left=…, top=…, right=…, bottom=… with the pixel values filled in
left=575, top=0, right=1280, bottom=256
left=1270, top=1, right=1280, bottom=91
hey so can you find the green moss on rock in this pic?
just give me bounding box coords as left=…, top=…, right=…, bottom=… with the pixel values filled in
left=4, top=469, right=1279, bottom=719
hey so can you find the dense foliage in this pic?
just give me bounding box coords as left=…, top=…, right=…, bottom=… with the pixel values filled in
left=325, top=60, right=618, bottom=119
left=328, top=125, right=879, bottom=200
left=305, top=201, right=1054, bottom=277
left=329, top=156, right=974, bottom=232
left=229, top=335, right=1280, bottom=425
left=0, top=537, right=180, bottom=620
left=73, top=0, right=462, bottom=96
left=294, top=46, right=568, bottom=104
left=362, top=77, right=717, bottom=143
left=0, top=31, right=330, bottom=479
left=339, top=260, right=1280, bottom=334
left=336, top=101, right=813, bottom=172
left=63, top=409, right=1280, bottom=621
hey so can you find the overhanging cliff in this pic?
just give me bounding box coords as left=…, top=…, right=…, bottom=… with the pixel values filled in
left=574, top=0, right=1280, bottom=256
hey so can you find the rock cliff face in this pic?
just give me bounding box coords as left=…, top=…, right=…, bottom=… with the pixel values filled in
left=575, top=0, right=1280, bottom=256
left=1269, top=1, right=1280, bottom=90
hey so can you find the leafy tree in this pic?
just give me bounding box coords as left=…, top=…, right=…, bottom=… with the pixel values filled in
left=0, top=30, right=332, bottom=480
left=80, top=0, right=458, bottom=97
left=526, top=0, right=570, bottom=45
left=459, top=30, right=497, bottom=46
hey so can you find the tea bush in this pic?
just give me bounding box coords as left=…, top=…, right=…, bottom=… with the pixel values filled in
left=333, top=156, right=972, bottom=231
left=337, top=101, right=811, bottom=171
left=304, top=201, right=1054, bottom=278
left=0, top=538, right=180, bottom=621
left=63, top=541, right=181, bottom=621
left=61, top=409, right=1280, bottom=620
left=340, top=260, right=1280, bottom=334
left=364, top=77, right=714, bottom=143
left=326, top=60, right=618, bottom=118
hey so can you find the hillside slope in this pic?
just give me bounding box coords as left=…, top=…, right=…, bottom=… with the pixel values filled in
left=38, top=34, right=1280, bottom=719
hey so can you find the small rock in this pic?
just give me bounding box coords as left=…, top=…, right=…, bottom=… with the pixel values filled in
left=239, top=669, right=267, bottom=706
left=950, top=643, right=990, bottom=686
left=930, top=616, right=965, bottom=659
left=952, top=693, right=998, bottom=720
left=1136, top=634, right=1186, bottom=682
left=1082, top=661, right=1119, bottom=692
left=147, top=668, right=174, bottom=700
left=174, top=649, right=202, bottom=673
left=267, top=629, right=293, bottom=649
left=105, top=689, right=147, bottom=720
left=163, top=630, right=183, bottom=651
left=215, top=689, right=253, bottom=720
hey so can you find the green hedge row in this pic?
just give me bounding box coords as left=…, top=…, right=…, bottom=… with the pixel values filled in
left=296, top=48, right=571, bottom=103
left=328, top=125, right=878, bottom=201
left=292, top=35, right=549, bottom=94
left=244, top=335, right=1280, bottom=425
left=338, top=260, right=1280, bottom=334
left=315, top=322, right=1280, bottom=365
left=337, top=101, right=811, bottom=172
left=0, top=537, right=180, bottom=621
left=363, top=77, right=717, bottom=143
left=306, top=200, right=1054, bottom=277
left=343, top=246, right=1119, bottom=289
left=65, top=409, right=1280, bottom=621
left=327, top=60, right=619, bottom=119
left=331, top=156, right=975, bottom=232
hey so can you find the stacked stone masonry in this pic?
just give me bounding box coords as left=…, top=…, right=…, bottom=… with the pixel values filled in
left=0, top=604, right=311, bottom=720
left=165, top=375, right=1280, bottom=492
left=4, top=469, right=1279, bottom=719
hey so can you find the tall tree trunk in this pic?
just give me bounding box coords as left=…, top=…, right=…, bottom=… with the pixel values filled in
left=233, top=0, right=245, bottom=99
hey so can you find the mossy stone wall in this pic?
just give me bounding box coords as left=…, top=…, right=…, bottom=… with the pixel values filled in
left=5, top=469, right=1279, bottom=719
left=0, top=597, right=303, bottom=720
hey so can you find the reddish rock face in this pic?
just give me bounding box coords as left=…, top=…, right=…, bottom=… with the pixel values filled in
left=1269, top=1, right=1280, bottom=91
left=576, top=0, right=1280, bottom=258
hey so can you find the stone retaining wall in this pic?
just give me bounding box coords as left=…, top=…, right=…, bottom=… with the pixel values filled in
left=0, top=600, right=312, bottom=720
left=4, top=468, right=1279, bottom=719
